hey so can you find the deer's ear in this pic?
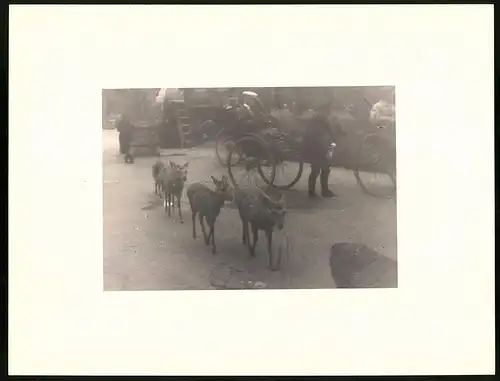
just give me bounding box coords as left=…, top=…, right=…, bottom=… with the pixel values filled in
left=183, top=162, right=189, bottom=168
left=211, top=176, right=218, bottom=183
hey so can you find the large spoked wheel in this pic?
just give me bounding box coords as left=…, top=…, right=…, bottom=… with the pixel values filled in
left=215, top=128, right=243, bottom=167
left=227, top=135, right=277, bottom=190
left=354, top=133, right=397, bottom=198
left=259, top=157, right=304, bottom=190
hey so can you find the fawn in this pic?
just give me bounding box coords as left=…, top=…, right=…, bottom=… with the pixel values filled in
left=158, top=160, right=189, bottom=223
left=186, top=175, right=233, bottom=254
left=152, top=159, right=165, bottom=195
left=233, top=186, right=287, bottom=270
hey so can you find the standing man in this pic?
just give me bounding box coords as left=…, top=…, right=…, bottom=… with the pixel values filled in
left=117, top=114, right=134, bottom=164
left=302, top=102, right=344, bottom=198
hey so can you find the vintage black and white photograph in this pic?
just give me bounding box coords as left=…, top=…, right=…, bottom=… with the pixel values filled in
left=10, top=4, right=495, bottom=376
left=103, top=86, right=397, bottom=290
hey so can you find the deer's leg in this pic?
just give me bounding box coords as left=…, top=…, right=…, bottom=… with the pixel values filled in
left=192, top=211, right=197, bottom=239
left=206, top=218, right=213, bottom=241
left=250, top=223, right=259, bottom=257
left=199, top=214, right=208, bottom=244
left=167, top=192, right=172, bottom=216
left=177, top=194, right=183, bottom=224
left=208, top=219, right=216, bottom=254
left=265, top=230, right=275, bottom=270
left=244, top=221, right=252, bottom=255
left=163, top=190, right=168, bottom=212
left=241, top=217, right=247, bottom=244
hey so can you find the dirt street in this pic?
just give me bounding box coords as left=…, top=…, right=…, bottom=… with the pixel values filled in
left=103, top=130, right=397, bottom=290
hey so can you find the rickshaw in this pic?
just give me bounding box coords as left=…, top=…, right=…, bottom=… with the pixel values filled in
left=353, top=97, right=397, bottom=199
left=224, top=90, right=396, bottom=197
left=214, top=90, right=281, bottom=167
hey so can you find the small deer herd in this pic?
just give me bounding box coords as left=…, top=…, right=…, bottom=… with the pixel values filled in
left=152, top=158, right=287, bottom=270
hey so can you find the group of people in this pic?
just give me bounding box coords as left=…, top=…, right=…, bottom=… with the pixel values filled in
left=115, top=94, right=345, bottom=199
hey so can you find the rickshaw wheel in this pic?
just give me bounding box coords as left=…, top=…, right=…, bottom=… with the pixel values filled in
left=215, top=128, right=242, bottom=167
left=259, top=159, right=304, bottom=190
left=353, top=133, right=397, bottom=198
left=227, top=135, right=277, bottom=190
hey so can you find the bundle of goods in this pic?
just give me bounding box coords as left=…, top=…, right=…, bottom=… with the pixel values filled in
left=370, top=100, right=395, bottom=127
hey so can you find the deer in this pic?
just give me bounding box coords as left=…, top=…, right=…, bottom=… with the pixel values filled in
left=158, top=160, right=189, bottom=223
left=152, top=159, right=165, bottom=195
left=186, top=175, right=233, bottom=255
left=233, top=186, right=287, bottom=270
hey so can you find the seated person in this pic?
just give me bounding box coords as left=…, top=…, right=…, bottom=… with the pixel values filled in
left=370, top=100, right=395, bottom=128
left=246, top=96, right=266, bottom=117
left=239, top=94, right=272, bottom=132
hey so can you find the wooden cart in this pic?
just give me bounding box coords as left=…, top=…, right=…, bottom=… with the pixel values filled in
left=130, top=122, right=161, bottom=157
